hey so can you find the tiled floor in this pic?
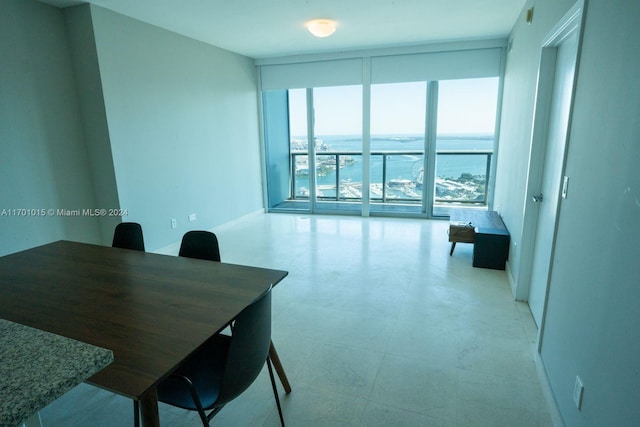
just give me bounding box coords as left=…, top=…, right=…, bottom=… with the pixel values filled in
left=39, top=213, right=553, bottom=426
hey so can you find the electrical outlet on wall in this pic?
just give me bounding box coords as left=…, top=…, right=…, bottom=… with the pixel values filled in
left=171, top=218, right=177, bottom=229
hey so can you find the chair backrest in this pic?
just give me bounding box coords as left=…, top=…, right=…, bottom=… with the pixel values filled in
left=178, top=231, right=221, bottom=262
left=112, top=222, right=145, bottom=251
left=217, top=286, right=272, bottom=406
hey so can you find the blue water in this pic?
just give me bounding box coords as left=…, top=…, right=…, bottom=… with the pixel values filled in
left=294, top=134, right=493, bottom=192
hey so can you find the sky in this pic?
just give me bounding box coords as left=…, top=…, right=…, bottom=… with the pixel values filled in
left=288, top=77, right=499, bottom=137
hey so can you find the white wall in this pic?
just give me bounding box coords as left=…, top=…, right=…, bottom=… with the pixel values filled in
left=497, top=0, right=640, bottom=424
left=0, top=0, right=101, bottom=256
left=540, top=0, right=640, bottom=424
left=493, top=0, right=577, bottom=288
left=64, top=5, right=122, bottom=245
left=85, top=5, right=264, bottom=250
left=1, top=1, right=264, bottom=254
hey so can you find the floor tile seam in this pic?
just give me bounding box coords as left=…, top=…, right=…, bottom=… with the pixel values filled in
left=366, top=381, right=458, bottom=423
left=456, top=369, right=539, bottom=427
left=381, top=348, right=462, bottom=364
left=456, top=329, right=539, bottom=348
left=279, top=381, right=371, bottom=423
left=369, top=322, right=399, bottom=352
left=454, top=397, right=546, bottom=417
left=454, top=371, right=542, bottom=389
left=377, top=349, right=462, bottom=379
left=363, top=351, right=395, bottom=402
left=456, top=338, right=536, bottom=356
left=393, top=317, right=461, bottom=342
left=280, top=302, right=406, bottom=328
left=359, top=399, right=449, bottom=425
left=292, top=341, right=386, bottom=382
left=386, top=321, right=462, bottom=338
left=455, top=365, right=545, bottom=391
left=457, top=314, right=532, bottom=328
left=288, top=383, right=372, bottom=406
left=323, top=337, right=394, bottom=355
left=272, top=327, right=394, bottom=349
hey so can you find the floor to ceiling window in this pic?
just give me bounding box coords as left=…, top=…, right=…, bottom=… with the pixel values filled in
left=433, top=77, right=500, bottom=216
left=276, top=86, right=364, bottom=213
left=264, top=79, right=500, bottom=217
left=369, top=82, right=427, bottom=214
left=288, top=88, right=309, bottom=205
left=260, top=43, right=504, bottom=218
left=312, top=85, right=363, bottom=213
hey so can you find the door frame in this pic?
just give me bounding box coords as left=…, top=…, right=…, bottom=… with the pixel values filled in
left=514, top=0, right=586, bottom=340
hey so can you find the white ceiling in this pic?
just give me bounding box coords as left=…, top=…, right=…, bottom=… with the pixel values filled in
left=39, top=0, right=526, bottom=59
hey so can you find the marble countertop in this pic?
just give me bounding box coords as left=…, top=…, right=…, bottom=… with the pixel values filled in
left=0, top=319, right=113, bottom=427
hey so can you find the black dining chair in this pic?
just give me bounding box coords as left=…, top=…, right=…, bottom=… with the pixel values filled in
left=178, top=230, right=220, bottom=261
left=178, top=230, right=292, bottom=395
left=157, top=286, right=285, bottom=426
left=112, top=222, right=145, bottom=251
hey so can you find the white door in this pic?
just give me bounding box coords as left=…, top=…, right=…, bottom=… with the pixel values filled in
left=528, top=30, right=580, bottom=326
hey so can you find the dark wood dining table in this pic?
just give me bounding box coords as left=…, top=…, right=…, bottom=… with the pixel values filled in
left=0, top=240, right=288, bottom=427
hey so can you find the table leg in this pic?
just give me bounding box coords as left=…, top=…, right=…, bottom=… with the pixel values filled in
left=450, top=242, right=456, bottom=256
left=269, top=340, right=291, bottom=394
left=140, top=388, right=160, bottom=427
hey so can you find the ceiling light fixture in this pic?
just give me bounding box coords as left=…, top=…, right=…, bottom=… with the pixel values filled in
left=306, top=19, right=337, bottom=38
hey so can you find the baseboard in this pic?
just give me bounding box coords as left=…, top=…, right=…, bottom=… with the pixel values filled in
left=210, top=209, right=265, bottom=233
left=152, top=209, right=266, bottom=256
left=506, top=260, right=518, bottom=299
left=152, top=240, right=181, bottom=256
left=534, top=352, right=564, bottom=427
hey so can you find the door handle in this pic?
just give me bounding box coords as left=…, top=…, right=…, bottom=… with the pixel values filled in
left=532, top=194, right=543, bottom=203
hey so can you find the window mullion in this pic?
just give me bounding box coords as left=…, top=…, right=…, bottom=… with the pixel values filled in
left=424, top=81, right=438, bottom=217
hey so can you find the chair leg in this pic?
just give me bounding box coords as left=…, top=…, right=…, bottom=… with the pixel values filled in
left=181, top=377, right=210, bottom=427
left=269, top=341, right=292, bottom=394
left=266, top=357, right=285, bottom=427
left=162, top=374, right=211, bottom=426
left=133, top=400, right=139, bottom=427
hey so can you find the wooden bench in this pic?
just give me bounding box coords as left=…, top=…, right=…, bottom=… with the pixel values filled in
left=448, top=210, right=510, bottom=270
